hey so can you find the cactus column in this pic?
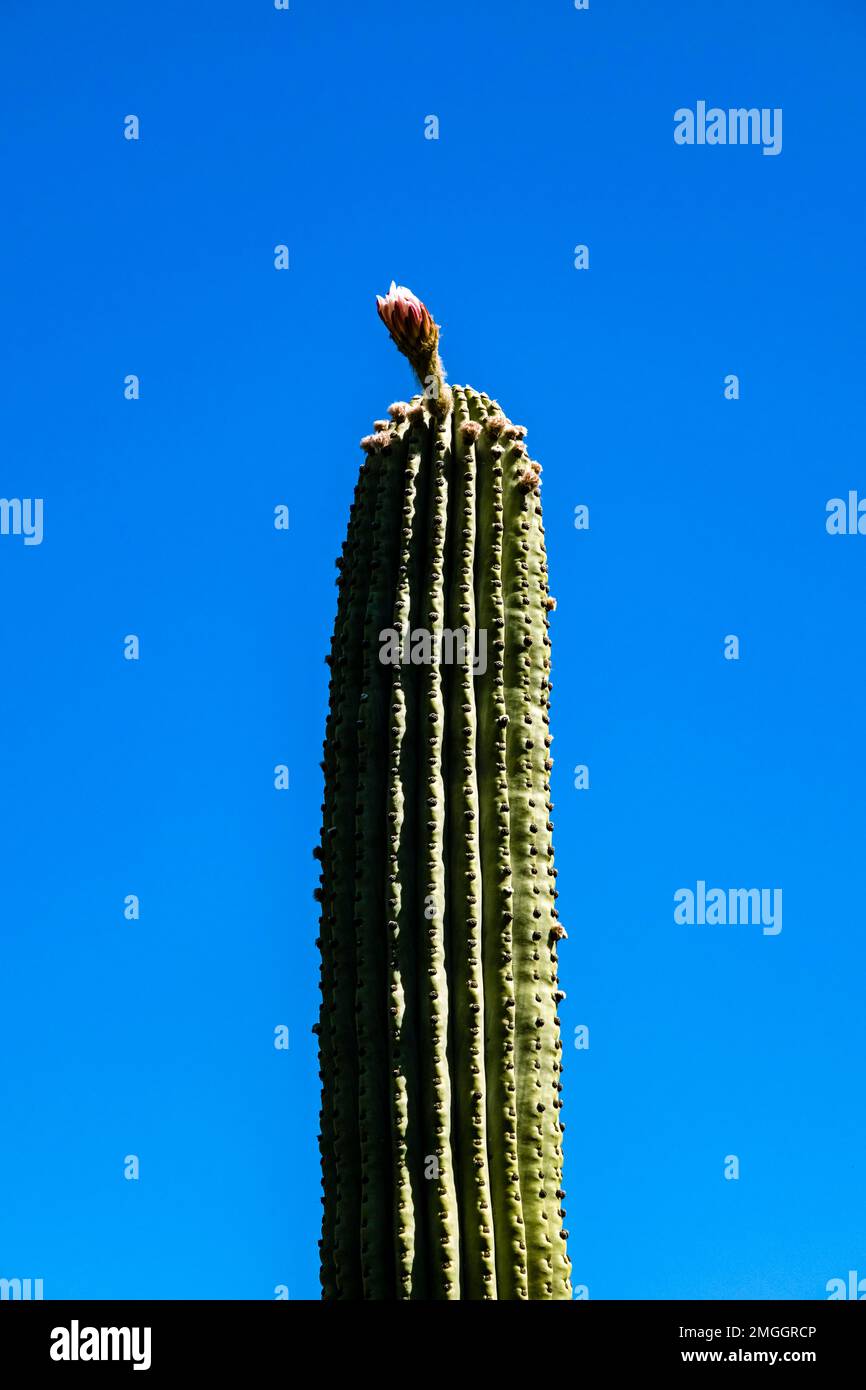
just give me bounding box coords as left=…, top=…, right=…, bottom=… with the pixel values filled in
left=314, top=285, right=571, bottom=1300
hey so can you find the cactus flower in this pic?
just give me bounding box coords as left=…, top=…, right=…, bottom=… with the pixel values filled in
left=376, top=281, right=433, bottom=351
left=376, top=281, right=448, bottom=404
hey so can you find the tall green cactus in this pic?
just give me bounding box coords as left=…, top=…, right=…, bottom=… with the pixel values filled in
left=314, top=285, right=570, bottom=1300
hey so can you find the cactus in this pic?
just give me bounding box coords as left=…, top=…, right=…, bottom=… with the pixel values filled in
left=314, top=285, right=570, bottom=1300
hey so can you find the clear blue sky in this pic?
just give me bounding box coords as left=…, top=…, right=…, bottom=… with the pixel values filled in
left=1, top=0, right=863, bottom=1300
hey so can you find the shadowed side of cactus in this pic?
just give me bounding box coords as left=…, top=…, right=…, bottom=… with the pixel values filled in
left=314, top=285, right=570, bottom=1300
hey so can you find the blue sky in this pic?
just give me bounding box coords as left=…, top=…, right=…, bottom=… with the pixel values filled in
left=1, top=0, right=863, bottom=1300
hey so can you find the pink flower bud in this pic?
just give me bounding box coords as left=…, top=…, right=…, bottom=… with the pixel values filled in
left=376, top=281, right=435, bottom=357
left=375, top=281, right=450, bottom=410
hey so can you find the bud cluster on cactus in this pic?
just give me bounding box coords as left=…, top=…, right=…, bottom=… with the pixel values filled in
left=314, top=284, right=570, bottom=1300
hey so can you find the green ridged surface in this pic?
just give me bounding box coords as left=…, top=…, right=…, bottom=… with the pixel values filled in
left=316, top=389, right=571, bottom=1300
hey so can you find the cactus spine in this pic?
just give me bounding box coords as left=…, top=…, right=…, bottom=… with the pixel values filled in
left=315, top=286, right=570, bottom=1300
